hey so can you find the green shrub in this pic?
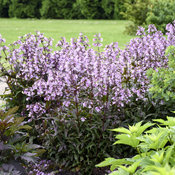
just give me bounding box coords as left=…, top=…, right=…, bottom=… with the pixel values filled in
left=113, top=0, right=126, bottom=20
left=0, top=0, right=129, bottom=19
left=101, top=0, right=115, bottom=19
left=0, top=0, right=10, bottom=17
left=40, top=0, right=77, bottom=19
left=121, top=0, right=150, bottom=35
left=77, top=0, right=106, bottom=19
left=147, top=45, right=175, bottom=103
left=71, top=1, right=85, bottom=19
left=146, top=0, right=175, bottom=34
left=96, top=116, right=175, bottom=174
left=8, top=0, right=41, bottom=18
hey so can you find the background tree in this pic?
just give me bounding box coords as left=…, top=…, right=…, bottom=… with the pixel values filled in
left=40, top=0, right=77, bottom=19
left=9, top=0, right=41, bottom=18
left=77, top=0, right=106, bottom=19
left=113, top=0, right=126, bottom=20
left=121, top=0, right=150, bottom=35
left=146, top=0, right=175, bottom=34
left=0, top=0, right=11, bottom=17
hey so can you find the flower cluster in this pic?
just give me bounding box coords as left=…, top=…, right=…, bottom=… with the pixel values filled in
left=28, top=160, right=52, bottom=175
left=1, top=22, right=175, bottom=120
left=121, top=24, right=169, bottom=99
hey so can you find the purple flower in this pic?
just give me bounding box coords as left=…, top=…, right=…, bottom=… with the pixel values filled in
left=1, top=22, right=175, bottom=120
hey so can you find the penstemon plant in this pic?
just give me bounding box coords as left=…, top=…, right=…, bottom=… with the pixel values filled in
left=1, top=21, right=175, bottom=121
left=0, top=23, right=174, bottom=120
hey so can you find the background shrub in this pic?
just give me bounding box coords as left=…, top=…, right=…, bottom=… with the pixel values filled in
left=101, top=0, right=116, bottom=19
left=113, top=0, right=126, bottom=20
left=122, top=0, right=175, bottom=35
left=77, top=0, right=106, bottom=19
left=121, top=0, right=150, bottom=35
left=8, top=0, right=41, bottom=18
left=0, top=0, right=10, bottom=17
left=40, top=0, right=77, bottom=19
left=0, top=0, right=126, bottom=19
left=146, top=0, right=175, bottom=34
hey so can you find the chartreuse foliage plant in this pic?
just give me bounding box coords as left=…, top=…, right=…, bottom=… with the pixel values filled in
left=96, top=116, right=175, bottom=175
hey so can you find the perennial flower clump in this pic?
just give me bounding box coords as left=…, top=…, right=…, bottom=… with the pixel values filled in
left=1, top=22, right=175, bottom=120
left=121, top=24, right=169, bottom=99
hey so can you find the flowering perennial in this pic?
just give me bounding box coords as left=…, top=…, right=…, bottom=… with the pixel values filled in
left=1, top=22, right=175, bottom=119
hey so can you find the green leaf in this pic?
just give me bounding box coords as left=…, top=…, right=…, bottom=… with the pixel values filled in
left=111, top=127, right=131, bottom=135
left=110, top=159, right=132, bottom=171
left=136, top=122, right=154, bottom=136
left=119, top=161, right=140, bottom=174
left=139, top=130, right=168, bottom=150
left=150, top=150, right=165, bottom=164
left=18, top=125, right=32, bottom=130
left=163, top=145, right=174, bottom=166
left=26, top=144, right=42, bottom=150
left=109, top=168, right=129, bottom=175
left=20, top=152, right=38, bottom=163
left=96, top=158, right=118, bottom=167
left=143, top=164, right=175, bottom=175
left=114, top=134, right=139, bottom=147
left=4, top=106, right=19, bottom=118
left=154, top=117, right=175, bottom=126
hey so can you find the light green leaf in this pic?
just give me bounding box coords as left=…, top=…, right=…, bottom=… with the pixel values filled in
left=119, top=161, right=140, bottom=174
left=96, top=158, right=118, bottom=167
left=111, top=127, right=131, bottom=135
left=114, top=134, right=139, bottom=147
left=109, top=168, right=129, bottom=175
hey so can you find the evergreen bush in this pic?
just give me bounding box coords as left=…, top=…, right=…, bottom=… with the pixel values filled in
left=146, top=0, right=175, bottom=34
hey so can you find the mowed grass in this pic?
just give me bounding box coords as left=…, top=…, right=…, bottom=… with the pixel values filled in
left=0, top=18, right=135, bottom=49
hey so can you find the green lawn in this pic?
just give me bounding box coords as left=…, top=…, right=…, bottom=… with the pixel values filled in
left=0, top=18, right=135, bottom=49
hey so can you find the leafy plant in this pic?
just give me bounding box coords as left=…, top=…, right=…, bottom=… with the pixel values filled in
left=8, top=0, right=41, bottom=18
left=146, top=0, right=175, bottom=34
left=147, top=44, right=175, bottom=104
left=96, top=116, right=175, bottom=174
left=121, top=0, right=150, bottom=35
left=0, top=106, right=44, bottom=174
left=40, top=0, right=76, bottom=19
left=43, top=113, right=129, bottom=175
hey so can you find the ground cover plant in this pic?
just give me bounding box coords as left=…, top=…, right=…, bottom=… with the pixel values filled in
left=1, top=21, right=175, bottom=174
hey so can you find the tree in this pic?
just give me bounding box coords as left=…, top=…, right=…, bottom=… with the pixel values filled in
left=9, top=0, right=41, bottom=18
